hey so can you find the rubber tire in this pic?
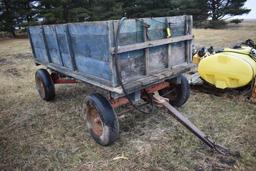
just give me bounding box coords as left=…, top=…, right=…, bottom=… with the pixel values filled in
left=160, top=75, right=190, bottom=107
left=35, top=69, right=55, bottom=101
left=84, top=93, right=119, bottom=146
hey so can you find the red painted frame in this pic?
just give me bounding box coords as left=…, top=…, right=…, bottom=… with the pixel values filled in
left=111, top=81, right=170, bottom=108
left=51, top=73, right=78, bottom=84
left=50, top=72, right=171, bottom=108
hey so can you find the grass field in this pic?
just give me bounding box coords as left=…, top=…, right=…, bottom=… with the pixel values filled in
left=0, top=21, right=256, bottom=171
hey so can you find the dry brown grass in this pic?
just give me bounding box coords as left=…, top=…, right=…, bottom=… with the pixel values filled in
left=0, top=21, right=256, bottom=171
left=194, top=20, right=256, bottom=48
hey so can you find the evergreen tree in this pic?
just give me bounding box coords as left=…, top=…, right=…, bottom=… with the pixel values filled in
left=40, top=0, right=90, bottom=24
left=208, top=0, right=250, bottom=21
left=174, top=0, right=209, bottom=25
left=0, top=0, right=253, bottom=35
left=121, top=0, right=209, bottom=26
left=0, top=0, right=16, bottom=36
left=0, top=0, right=37, bottom=36
left=87, top=0, right=124, bottom=20
left=122, top=0, right=178, bottom=18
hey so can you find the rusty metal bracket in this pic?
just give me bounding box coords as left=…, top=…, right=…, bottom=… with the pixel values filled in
left=153, top=92, right=231, bottom=155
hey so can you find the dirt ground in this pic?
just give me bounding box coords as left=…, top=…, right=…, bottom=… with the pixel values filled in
left=0, top=21, right=256, bottom=171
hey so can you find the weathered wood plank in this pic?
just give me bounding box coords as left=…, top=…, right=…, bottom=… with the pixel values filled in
left=111, top=34, right=193, bottom=54
left=66, top=24, right=77, bottom=71
left=111, top=21, right=119, bottom=86
left=35, top=60, right=123, bottom=94
left=185, top=16, right=193, bottom=63
left=188, top=16, right=193, bottom=63
left=143, top=19, right=150, bottom=75
left=167, top=17, right=172, bottom=69
left=53, top=26, right=65, bottom=66
left=27, top=28, right=36, bottom=60
left=41, top=26, right=52, bottom=63
left=123, top=63, right=194, bottom=92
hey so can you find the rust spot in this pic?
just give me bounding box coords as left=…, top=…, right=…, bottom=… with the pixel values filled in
left=145, top=81, right=170, bottom=94
left=86, top=103, right=103, bottom=136
left=111, top=97, right=129, bottom=108
left=51, top=73, right=78, bottom=84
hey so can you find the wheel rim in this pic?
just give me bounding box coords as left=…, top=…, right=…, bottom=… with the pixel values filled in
left=36, top=77, right=45, bottom=99
left=86, top=102, right=103, bottom=136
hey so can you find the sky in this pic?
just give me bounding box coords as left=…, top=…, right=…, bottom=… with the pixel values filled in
left=237, top=0, right=256, bottom=19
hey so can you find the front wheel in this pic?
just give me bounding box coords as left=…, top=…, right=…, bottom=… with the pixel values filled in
left=83, top=93, right=119, bottom=146
left=159, top=75, right=190, bottom=107
left=35, top=69, right=55, bottom=101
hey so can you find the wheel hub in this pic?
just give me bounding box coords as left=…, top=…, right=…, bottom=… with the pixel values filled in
left=86, top=103, right=103, bottom=136
left=36, top=77, right=45, bottom=98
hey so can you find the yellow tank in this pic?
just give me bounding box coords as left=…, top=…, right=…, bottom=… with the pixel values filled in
left=198, top=47, right=256, bottom=89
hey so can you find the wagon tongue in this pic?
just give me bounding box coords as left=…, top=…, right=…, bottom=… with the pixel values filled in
left=153, top=92, right=231, bottom=155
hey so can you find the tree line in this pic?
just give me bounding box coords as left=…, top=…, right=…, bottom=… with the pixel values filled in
left=0, top=0, right=250, bottom=37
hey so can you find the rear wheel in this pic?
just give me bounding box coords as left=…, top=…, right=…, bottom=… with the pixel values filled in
left=83, top=93, right=119, bottom=146
left=159, top=75, right=190, bottom=107
left=35, top=69, right=55, bottom=101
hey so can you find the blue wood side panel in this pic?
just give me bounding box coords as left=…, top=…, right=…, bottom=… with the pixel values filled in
left=145, top=18, right=168, bottom=72
left=171, top=42, right=186, bottom=66
left=116, top=19, right=145, bottom=82
left=76, top=57, right=112, bottom=81
left=29, top=26, right=48, bottom=63
left=170, top=16, right=186, bottom=37
left=43, top=26, right=63, bottom=65
left=107, top=21, right=117, bottom=86
left=144, top=17, right=166, bottom=41
left=68, top=22, right=112, bottom=81
left=118, top=19, right=143, bottom=46
left=149, top=45, right=168, bottom=72
left=118, top=50, right=145, bottom=82
left=29, top=16, right=191, bottom=88
left=117, top=16, right=186, bottom=46
left=114, top=17, right=173, bottom=82
left=55, top=25, right=73, bottom=69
